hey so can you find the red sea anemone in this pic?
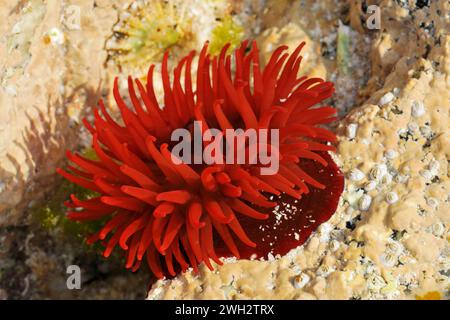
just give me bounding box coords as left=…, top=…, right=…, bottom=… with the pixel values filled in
left=57, top=41, right=344, bottom=278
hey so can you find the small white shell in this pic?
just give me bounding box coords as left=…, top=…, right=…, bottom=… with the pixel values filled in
left=411, top=100, right=425, bottom=117
left=381, top=173, right=393, bottom=185
left=359, top=194, right=372, bottom=211
left=316, top=265, right=334, bottom=278
left=420, top=169, right=434, bottom=180
left=379, top=92, right=395, bottom=105
left=329, top=240, right=340, bottom=252
left=381, top=253, right=397, bottom=267
left=385, top=149, right=397, bottom=160
left=293, top=273, right=310, bottom=289
left=369, top=164, right=387, bottom=181
left=385, top=192, right=399, bottom=204
left=364, top=181, right=377, bottom=192
left=431, top=223, right=444, bottom=237
left=429, top=160, right=440, bottom=173
left=346, top=123, right=358, bottom=139
left=385, top=241, right=403, bottom=255
left=349, top=168, right=365, bottom=182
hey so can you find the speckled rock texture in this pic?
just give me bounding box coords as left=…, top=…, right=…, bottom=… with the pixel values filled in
left=0, top=0, right=147, bottom=299
left=0, top=0, right=118, bottom=225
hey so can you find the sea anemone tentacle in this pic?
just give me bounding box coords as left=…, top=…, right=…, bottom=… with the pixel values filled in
left=58, top=40, right=343, bottom=278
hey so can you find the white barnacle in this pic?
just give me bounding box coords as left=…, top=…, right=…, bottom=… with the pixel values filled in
left=329, top=239, right=340, bottom=252
left=385, top=241, right=403, bottom=256
left=379, top=92, right=395, bottom=106
left=380, top=253, right=397, bottom=268
left=346, top=123, right=358, bottom=139
left=369, top=164, right=387, bottom=181
left=349, top=168, right=365, bottom=182
left=384, top=149, right=397, bottom=160
left=381, top=173, right=393, bottom=185
left=420, top=169, right=434, bottom=180
left=293, top=273, right=310, bottom=289
left=411, top=100, right=425, bottom=117
left=431, top=223, right=445, bottom=237
left=429, top=160, right=440, bottom=174
left=316, top=265, right=334, bottom=278
left=359, top=194, right=372, bottom=211
left=385, top=192, right=399, bottom=204
left=364, top=181, right=377, bottom=192
left=394, top=174, right=409, bottom=183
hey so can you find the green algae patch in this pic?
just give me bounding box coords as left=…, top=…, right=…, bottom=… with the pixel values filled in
left=30, top=148, right=102, bottom=250
left=209, top=15, right=244, bottom=56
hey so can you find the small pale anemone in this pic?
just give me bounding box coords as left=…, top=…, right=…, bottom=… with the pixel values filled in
left=57, top=40, right=343, bottom=278
left=107, top=0, right=193, bottom=72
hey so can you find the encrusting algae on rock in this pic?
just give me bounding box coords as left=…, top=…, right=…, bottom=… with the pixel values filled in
left=31, top=148, right=101, bottom=245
